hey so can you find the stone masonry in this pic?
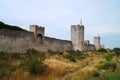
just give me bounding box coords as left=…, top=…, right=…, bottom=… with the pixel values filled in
left=0, top=21, right=104, bottom=52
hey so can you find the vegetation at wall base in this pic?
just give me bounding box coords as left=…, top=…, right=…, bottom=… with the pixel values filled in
left=0, top=48, right=120, bottom=80
left=20, top=49, right=47, bottom=75
left=113, top=47, right=120, bottom=56
left=97, top=62, right=116, bottom=70
left=98, top=48, right=107, bottom=53
left=63, top=50, right=86, bottom=62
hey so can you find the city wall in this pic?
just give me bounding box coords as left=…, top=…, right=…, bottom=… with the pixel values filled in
left=0, top=29, right=73, bottom=52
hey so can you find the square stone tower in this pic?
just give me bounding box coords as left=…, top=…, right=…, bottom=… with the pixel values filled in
left=30, top=25, right=45, bottom=43
left=71, top=24, right=84, bottom=51
left=94, top=36, right=101, bottom=50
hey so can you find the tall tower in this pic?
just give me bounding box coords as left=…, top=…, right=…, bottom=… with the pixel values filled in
left=94, top=36, right=101, bottom=50
left=71, top=20, right=84, bottom=51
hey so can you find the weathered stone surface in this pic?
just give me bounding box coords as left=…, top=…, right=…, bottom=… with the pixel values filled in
left=0, top=28, right=73, bottom=52
left=0, top=23, right=104, bottom=52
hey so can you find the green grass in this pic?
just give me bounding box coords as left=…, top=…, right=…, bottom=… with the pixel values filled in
left=99, top=72, right=120, bottom=80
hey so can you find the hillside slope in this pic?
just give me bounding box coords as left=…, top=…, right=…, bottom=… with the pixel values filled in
left=0, top=21, right=24, bottom=31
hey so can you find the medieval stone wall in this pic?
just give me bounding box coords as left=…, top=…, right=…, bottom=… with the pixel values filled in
left=0, top=29, right=73, bottom=52
left=43, top=37, right=73, bottom=51
left=0, top=29, right=35, bottom=52
left=84, top=44, right=95, bottom=51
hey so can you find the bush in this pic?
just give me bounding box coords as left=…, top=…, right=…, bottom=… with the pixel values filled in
left=0, top=51, right=11, bottom=60
left=100, top=72, right=120, bottom=80
left=27, top=48, right=39, bottom=54
left=27, top=60, right=47, bottom=75
left=26, top=48, right=45, bottom=61
left=104, top=51, right=113, bottom=61
left=63, top=51, right=85, bottom=62
left=97, top=62, right=116, bottom=70
left=11, top=53, right=21, bottom=60
left=93, top=71, right=100, bottom=77
left=0, top=52, right=18, bottom=79
left=63, top=53, right=76, bottom=62
left=21, top=49, right=47, bottom=75
left=47, top=49, right=56, bottom=55
left=113, top=48, right=120, bottom=56
left=98, top=48, right=107, bottom=53
left=0, top=66, right=17, bottom=80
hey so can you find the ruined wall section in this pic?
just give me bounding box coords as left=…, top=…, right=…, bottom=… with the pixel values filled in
left=84, top=40, right=95, bottom=51
left=84, top=44, right=95, bottom=51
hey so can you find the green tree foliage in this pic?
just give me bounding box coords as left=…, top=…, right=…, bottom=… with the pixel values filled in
left=0, top=21, right=24, bottom=31
left=98, top=48, right=107, bottom=53
left=20, top=49, right=47, bottom=75
left=113, top=48, right=120, bottom=56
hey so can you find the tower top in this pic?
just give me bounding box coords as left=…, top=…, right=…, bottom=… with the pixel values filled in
left=80, top=18, right=82, bottom=25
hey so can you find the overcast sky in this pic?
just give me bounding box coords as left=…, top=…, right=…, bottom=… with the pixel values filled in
left=0, top=0, right=120, bottom=49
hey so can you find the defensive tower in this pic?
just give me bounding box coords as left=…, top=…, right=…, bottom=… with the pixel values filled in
left=71, top=20, right=84, bottom=51
left=94, top=36, right=101, bottom=50
left=30, top=25, right=45, bottom=43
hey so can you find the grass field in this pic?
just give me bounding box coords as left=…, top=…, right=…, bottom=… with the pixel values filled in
left=0, top=49, right=120, bottom=80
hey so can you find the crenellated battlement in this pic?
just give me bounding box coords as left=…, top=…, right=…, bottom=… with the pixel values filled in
left=30, top=25, right=45, bottom=44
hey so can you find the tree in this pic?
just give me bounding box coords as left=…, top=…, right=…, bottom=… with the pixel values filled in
left=113, top=48, right=120, bottom=56
left=98, top=48, right=107, bottom=53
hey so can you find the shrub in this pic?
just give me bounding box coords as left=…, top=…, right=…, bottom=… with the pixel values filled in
left=97, top=62, right=116, bottom=70
left=63, top=51, right=85, bottom=62
left=113, top=48, right=120, bottom=56
left=98, top=48, right=107, bottom=53
left=23, top=59, right=47, bottom=75
left=27, top=60, right=47, bottom=75
left=0, top=52, right=18, bottom=79
left=0, top=66, right=17, bottom=80
left=93, top=71, right=100, bottom=77
left=27, top=48, right=39, bottom=54
left=100, top=72, right=120, bottom=80
left=11, top=53, right=21, bottom=60
left=47, top=49, right=57, bottom=55
left=0, top=51, right=11, bottom=60
left=26, top=48, right=45, bottom=61
left=20, top=49, right=47, bottom=75
left=104, top=51, right=113, bottom=61
left=63, top=53, right=76, bottom=62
